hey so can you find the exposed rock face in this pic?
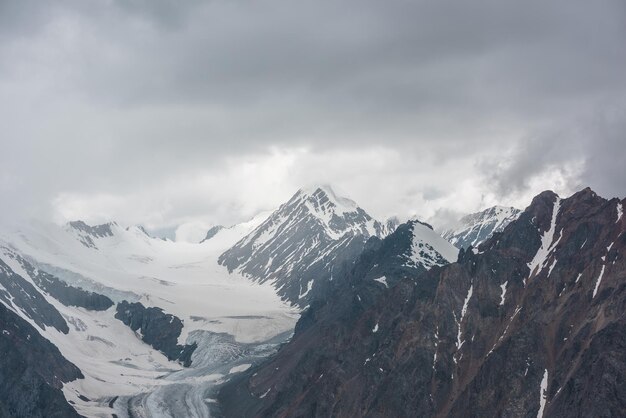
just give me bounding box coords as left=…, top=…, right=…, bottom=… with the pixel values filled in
left=442, top=205, right=521, bottom=249
left=0, top=303, right=82, bottom=418
left=126, top=225, right=151, bottom=237
left=218, top=188, right=625, bottom=418
left=22, top=263, right=114, bottom=311
left=219, top=186, right=449, bottom=307
left=67, top=220, right=115, bottom=249
left=115, top=301, right=197, bottom=367
left=200, top=225, right=225, bottom=243
left=0, top=247, right=112, bottom=314
left=0, top=250, right=69, bottom=333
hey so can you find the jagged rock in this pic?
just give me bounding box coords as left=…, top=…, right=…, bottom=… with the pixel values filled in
left=115, top=301, right=197, bottom=367
left=200, top=225, right=225, bottom=243
left=20, top=262, right=113, bottom=311
left=67, top=220, right=115, bottom=249
left=0, top=250, right=69, bottom=334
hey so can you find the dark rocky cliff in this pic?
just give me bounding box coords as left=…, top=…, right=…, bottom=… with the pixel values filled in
left=218, top=188, right=626, bottom=418
left=115, top=301, right=197, bottom=367
left=0, top=303, right=83, bottom=418
left=0, top=255, right=69, bottom=334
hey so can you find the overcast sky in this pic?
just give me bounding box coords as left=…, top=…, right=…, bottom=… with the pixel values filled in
left=1, top=0, right=625, bottom=236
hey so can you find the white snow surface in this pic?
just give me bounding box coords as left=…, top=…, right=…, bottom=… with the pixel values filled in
left=499, top=281, right=508, bottom=306
left=229, top=364, right=252, bottom=374
left=527, top=197, right=561, bottom=280
left=0, top=218, right=299, bottom=416
left=617, top=202, right=623, bottom=223
left=409, top=222, right=459, bottom=269
left=374, top=276, right=389, bottom=288
left=456, top=283, right=473, bottom=350
left=592, top=264, right=606, bottom=298
left=2, top=220, right=297, bottom=344
left=299, top=279, right=314, bottom=299
left=461, top=284, right=473, bottom=319
left=537, top=369, right=549, bottom=418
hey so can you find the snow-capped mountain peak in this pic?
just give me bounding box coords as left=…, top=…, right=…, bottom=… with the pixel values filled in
left=125, top=225, right=151, bottom=237
left=219, top=186, right=385, bottom=305
left=442, top=205, right=521, bottom=249
left=244, top=186, right=381, bottom=248
left=66, top=220, right=118, bottom=249
left=67, top=220, right=116, bottom=237
left=297, top=185, right=359, bottom=216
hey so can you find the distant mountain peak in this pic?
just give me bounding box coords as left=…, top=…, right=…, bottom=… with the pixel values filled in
left=125, top=225, right=151, bottom=237
left=199, top=225, right=224, bottom=243
left=284, top=186, right=380, bottom=241
left=68, top=220, right=116, bottom=234
left=295, top=185, right=361, bottom=219
left=219, top=186, right=385, bottom=305
left=67, top=220, right=117, bottom=248
left=442, top=205, right=521, bottom=249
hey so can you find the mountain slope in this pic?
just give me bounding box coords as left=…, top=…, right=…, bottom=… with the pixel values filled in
left=0, top=303, right=83, bottom=418
left=218, top=187, right=626, bottom=418
left=0, top=218, right=298, bottom=417
left=219, top=186, right=455, bottom=306
left=442, top=205, right=521, bottom=249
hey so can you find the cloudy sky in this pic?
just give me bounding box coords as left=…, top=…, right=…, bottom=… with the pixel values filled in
left=1, top=0, right=625, bottom=238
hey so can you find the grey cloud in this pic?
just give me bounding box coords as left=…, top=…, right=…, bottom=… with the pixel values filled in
left=483, top=101, right=626, bottom=200
left=0, top=0, right=624, bottom=227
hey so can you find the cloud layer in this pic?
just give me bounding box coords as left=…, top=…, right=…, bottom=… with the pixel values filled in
left=1, top=0, right=624, bottom=231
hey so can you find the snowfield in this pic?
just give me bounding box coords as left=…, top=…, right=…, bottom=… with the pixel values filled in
left=0, top=217, right=299, bottom=417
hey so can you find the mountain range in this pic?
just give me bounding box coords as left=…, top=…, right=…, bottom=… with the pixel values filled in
left=0, top=185, right=623, bottom=417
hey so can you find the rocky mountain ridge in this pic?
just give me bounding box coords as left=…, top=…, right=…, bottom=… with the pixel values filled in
left=218, top=187, right=626, bottom=418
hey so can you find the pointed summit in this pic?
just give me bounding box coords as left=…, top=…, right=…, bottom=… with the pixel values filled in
left=296, top=185, right=359, bottom=215
left=219, top=186, right=384, bottom=305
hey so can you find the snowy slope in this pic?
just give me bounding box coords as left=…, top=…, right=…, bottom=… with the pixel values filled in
left=0, top=217, right=298, bottom=417
left=442, top=206, right=521, bottom=249
left=175, top=210, right=273, bottom=244
left=407, top=220, right=459, bottom=268
left=2, top=218, right=296, bottom=342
